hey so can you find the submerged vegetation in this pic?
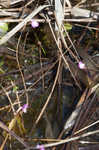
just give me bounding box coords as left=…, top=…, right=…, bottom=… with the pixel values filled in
left=0, top=0, right=99, bottom=150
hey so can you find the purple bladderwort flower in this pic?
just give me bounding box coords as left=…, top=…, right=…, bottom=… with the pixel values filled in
left=37, top=145, right=45, bottom=150
left=22, top=104, right=28, bottom=113
left=31, top=19, right=39, bottom=28
left=78, top=61, right=86, bottom=69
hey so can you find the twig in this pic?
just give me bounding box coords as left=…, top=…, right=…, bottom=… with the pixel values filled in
left=0, top=5, right=50, bottom=45
left=75, top=120, right=99, bottom=135
left=24, top=129, right=99, bottom=149
left=0, top=84, right=16, bottom=115
left=16, top=27, right=29, bottom=105
left=63, top=18, right=96, bottom=22
left=0, top=121, right=28, bottom=148
left=35, top=54, right=61, bottom=125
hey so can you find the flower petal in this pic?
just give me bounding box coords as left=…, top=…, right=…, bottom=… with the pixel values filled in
left=22, top=104, right=28, bottom=113
left=78, top=61, right=86, bottom=69
left=31, top=20, right=39, bottom=28
left=37, top=145, right=45, bottom=150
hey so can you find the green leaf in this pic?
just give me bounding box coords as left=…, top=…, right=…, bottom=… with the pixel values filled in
left=0, top=61, right=4, bottom=67
left=0, top=22, right=8, bottom=36
left=13, top=86, right=18, bottom=92
left=16, top=115, right=26, bottom=135
left=0, top=68, right=5, bottom=73
left=64, top=23, right=72, bottom=31
left=41, top=47, right=46, bottom=55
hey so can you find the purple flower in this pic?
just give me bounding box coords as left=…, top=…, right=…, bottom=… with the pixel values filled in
left=31, top=19, right=39, bottom=28
left=78, top=61, right=86, bottom=69
left=22, top=104, right=28, bottom=113
left=37, top=145, right=45, bottom=150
